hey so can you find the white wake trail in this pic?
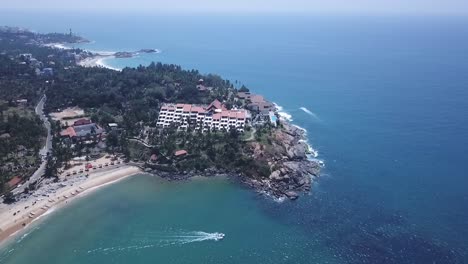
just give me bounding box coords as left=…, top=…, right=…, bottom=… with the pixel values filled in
left=86, top=231, right=224, bottom=255
left=300, top=107, right=320, bottom=121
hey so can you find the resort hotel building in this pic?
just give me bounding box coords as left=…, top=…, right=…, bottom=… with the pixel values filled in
left=156, top=100, right=251, bottom=132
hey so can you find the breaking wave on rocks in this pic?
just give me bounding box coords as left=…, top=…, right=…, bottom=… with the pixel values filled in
left=274, top=103, right=293, bottom=121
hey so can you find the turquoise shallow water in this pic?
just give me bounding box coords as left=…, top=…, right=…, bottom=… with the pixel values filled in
left=1, top=175, right=336, bottom=264
left=1, top=12, right=468, bottom=263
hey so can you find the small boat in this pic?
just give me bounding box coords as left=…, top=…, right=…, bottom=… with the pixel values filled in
left=214, top=232, right=225, bottom=241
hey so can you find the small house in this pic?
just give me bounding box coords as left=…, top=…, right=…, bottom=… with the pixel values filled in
left=174, top=150, right=188, bottom=157
left=150, top=154, right=158, bottom=163
left=7, top=176, right=22, bottom=189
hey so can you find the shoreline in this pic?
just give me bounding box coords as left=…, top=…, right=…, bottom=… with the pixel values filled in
left=0, top=165, right=142, bottom=246
left=77, top=55, right=122, bottom=71
left=44, top=41, right=160, bottom=71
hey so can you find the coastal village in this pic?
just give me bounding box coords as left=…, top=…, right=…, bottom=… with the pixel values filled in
left=0, top=27, right=321, bottom=243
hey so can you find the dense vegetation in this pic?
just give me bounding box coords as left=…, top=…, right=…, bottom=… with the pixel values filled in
left=142, top=126, right=271, bottom=177
left=46, top=63, right=235, bottom=134
left=0, top=107, right=46, bottom=192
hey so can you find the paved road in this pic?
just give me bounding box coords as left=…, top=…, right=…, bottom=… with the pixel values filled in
left=243, top=127, right=256, bottom=141
left=13, top=95, right=52, bottom=195
left=129, top=138, right=155, bottom=148
left=36, top=95, right=52, bottom=159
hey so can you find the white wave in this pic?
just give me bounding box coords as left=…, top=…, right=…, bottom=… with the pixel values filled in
left=294, top=125, right=308, bottom=134
left=53, top=43, right=71, bottom=50
left=273, top=103, right=293, bottom=121
left=89, top=48, right=161, bottom=56
left=87, top=49, right=117, bottom=56
left=300, top=107, right=320, bottom=120
left=309, top=157, right=325, bottom=167
left=15, top=232, right=30, bottom=244
left=96, top=58, right=122, bottom=71
left=278, top=111, right=293, bottom=121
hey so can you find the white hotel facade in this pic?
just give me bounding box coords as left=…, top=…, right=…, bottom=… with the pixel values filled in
left=156, top=100, right=250, bottom=132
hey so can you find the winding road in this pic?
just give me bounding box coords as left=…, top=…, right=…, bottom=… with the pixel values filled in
left=13, top=95, right=52, bottom=194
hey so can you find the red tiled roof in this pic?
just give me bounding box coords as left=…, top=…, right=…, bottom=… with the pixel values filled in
left=73, top=118, right=92, bottom=127
left=237, top=92, right=251, bottom=99
left=7, top=176, right=22, bottom=188
left=191, top=106, right=205, bottom=113
left=174, top=150, right=188, bottom=156
left=183, top=104, right=192, bottom=112
left=229, top=112, right=238, bottom=118
left=60, top=127, right=76, bottom=137
left=208, top=99, right=223, bottom=110
left=236, top=111, right=246, bottom=119
left=221, top=111, right=229, bottom=118
left=257, top=101, right=274, bottom=109
left=250, top=95, right=265, bottom=104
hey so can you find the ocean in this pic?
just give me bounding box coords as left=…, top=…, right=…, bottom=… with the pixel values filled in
left=1, top=12, right=468, bottom=263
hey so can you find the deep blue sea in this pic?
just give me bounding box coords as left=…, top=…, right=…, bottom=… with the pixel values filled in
left=1, top=11, right=468, bottom=263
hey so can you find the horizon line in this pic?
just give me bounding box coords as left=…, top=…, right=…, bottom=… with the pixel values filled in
left=1, top=7, right=468, bottom=17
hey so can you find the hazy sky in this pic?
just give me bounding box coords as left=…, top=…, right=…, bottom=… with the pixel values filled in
left=3, top=0, right=468, bottom=15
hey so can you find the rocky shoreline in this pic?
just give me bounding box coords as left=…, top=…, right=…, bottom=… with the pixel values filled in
left=244, top=123, right=321, bottom=200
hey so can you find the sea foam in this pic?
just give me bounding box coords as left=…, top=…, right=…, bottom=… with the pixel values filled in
left=274, top=103, right=293, bottom=121
left=96, top=58, right=122, bottom=71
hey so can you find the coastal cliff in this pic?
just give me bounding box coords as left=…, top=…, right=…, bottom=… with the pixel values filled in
left=243, top=123, right=321, bottom=200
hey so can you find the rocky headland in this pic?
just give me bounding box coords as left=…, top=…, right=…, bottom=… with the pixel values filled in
left=243, top=123, right=321, bottom=200
left=142, top=122, right=321, bottom=201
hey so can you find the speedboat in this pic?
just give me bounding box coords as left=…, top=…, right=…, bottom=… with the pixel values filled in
left=214, top=232, right=225, bottom=241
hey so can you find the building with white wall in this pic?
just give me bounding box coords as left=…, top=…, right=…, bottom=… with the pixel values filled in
left=157, top=100, right=250, bottom=132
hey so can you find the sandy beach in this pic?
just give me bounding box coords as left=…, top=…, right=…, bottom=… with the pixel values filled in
left=43, top=43, right=72, bottom=50
left=77, top=55, right=121, bottom=71
left=0, top=165, right=142, bottom=245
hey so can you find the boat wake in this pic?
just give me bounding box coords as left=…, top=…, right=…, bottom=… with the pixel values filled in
left=300, top=107, right=320, bottom=121
left=86, top=231, right=224, bottom=255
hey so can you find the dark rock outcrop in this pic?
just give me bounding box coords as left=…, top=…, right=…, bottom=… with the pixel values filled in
left=242, top=122, right=322, bottom=200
